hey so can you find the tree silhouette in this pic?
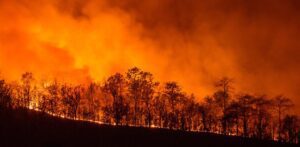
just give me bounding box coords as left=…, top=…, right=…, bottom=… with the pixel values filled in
left=0, top=67, right=299, bottom=144
left=126, top=67, right=141, bottom=125
left=139, top=72, right=158, bottom=127
left=201, top=96, right=218, bottom=132
left=81, top=83, right=101, bottom=120
left=61, top=85, right=82, bottom=119
left=153, top=89, right=167, bottom=128
left=252, top=95, right=272, bottom=139
left=21, top=72, right=34, bottom=108
left=45, top=81, right=60, bottom=114
left=226, top=100, right=241, bottom=135
left=213, top=77, right=233, bottom=135
left=282, top=115, right=299, bottom=143
left=163, top=82, right=182, bottom=129
left=180, top=94, right=197, bottom=131
left=104, top=73, right=127, bottom=126
left=237, top=94, right=254, bottom=137
left=273, top=95, right=294, bottom=141
left=0, top=79, right=12, bottom=109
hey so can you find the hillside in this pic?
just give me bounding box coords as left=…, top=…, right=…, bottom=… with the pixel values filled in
left=0, top=108, right=297, bottom=147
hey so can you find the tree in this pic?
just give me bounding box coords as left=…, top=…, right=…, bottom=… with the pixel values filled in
left=73, top=86, right=83, bottom=119
left=37, top=81, right=49, bottom=113
left=45, top=81, right=60, bottom=114
left=0, top=79, right=12, bottom=109
left=61, top=85, right=83, bottom=119
left=213, top=77, right=233, bottom=134
left=273, top=95, right=294, bottom=141
left=38, top=93, right=48, bottom=113
left=21, top=72, right=34, bottom=108
left=163, top=82, right=182, bottom=129
left=226, top=100, right=241, bottom=135
left=179, top=94, right=197, bottom=131
left=194, top=102, right=205, bottom=131
left=252, top=95, right=272, bottom=139
left=103, top=73, right=128, bottom=126
left=83, top=83, right=101, bottom=120
left=126, top=67, right=149, bottom=126
left=126, top=67, right=159, bottom=127
left=237, top=94, right=254, bottom=137
left=126, top=67, right=141, bottom=125
left=282, top=115, right=299, bottom=143
left=153, top=89, right=167, bottom=128
left=140, top=72, right=158, bottom=127
left=201, top=96, right=218, bottom=132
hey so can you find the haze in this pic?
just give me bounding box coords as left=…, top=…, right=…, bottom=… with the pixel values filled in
left=0, top=0, right=299, bottom=113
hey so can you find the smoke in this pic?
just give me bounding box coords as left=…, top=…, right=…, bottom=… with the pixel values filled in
left=0, top=0, right=299, bottom=112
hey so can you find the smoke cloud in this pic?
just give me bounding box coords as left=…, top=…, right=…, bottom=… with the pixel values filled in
left=0, top=0, right=299, bottom=112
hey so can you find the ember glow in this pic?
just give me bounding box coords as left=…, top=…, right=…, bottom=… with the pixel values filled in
left=0, top=0, right=299, bottom=113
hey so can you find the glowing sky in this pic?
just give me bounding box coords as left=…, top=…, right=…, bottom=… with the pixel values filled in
left=0, top=0, right=299, bottom=113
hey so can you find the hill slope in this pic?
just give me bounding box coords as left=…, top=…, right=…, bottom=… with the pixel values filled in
left=0, top=108, right=297, bottom=147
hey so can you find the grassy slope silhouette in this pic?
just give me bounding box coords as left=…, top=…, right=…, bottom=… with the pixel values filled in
left=0, top=108, right=297, bottom=147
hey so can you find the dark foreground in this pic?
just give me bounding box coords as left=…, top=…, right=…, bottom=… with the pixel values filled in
left=0, top=108, right=297, bottom=147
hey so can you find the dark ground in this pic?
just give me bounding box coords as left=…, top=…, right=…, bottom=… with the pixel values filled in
left=0, top=108, right=297, bottom=147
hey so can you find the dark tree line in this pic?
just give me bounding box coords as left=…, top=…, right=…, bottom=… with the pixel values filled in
left=0, top=67, right=299, bottom=144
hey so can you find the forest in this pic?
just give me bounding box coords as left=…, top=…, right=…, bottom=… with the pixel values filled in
left=0, top=67, right=299, bottom=144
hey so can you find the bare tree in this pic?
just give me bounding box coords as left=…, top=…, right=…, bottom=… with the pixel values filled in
left=237, top=94, right=254, bottom=137
left=252, top=95, right=272, bottom=139
left=226, top=100, right=241, bottom=135
left=153, top=89, right=167, bottom=128
left=21, top=72, right=34, bottom=108
left=179, top=94, right=197, bottom=131
left=0, top=79, right=12, bottom=109
left=213, top=77, right=233, bottom=134
left=200, top=96, right=219, bottom=132
left=273, top=95, right=294, bottom=141
left=282, top=115, right=299, bottom=143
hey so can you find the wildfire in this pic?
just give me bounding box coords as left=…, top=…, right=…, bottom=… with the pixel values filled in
left=0, top=0, right=299, bottom=114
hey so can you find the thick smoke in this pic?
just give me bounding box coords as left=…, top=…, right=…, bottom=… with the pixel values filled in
left=0, top=0, right=299, bottom=112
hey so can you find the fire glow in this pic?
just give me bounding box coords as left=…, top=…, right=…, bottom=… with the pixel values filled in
left=0, top=0, right=300, bottom=113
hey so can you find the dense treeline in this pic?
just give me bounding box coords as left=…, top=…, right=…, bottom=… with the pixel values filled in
left=0, top=67, right=299, bottom=144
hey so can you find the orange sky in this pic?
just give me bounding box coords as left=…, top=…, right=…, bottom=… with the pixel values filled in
left=0, top=0, right=299, bottom=113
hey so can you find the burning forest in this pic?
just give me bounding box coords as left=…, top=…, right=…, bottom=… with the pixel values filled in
left=0, top=0, right=300, bottom=146
left=0, top=68, right=299, bottom=144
